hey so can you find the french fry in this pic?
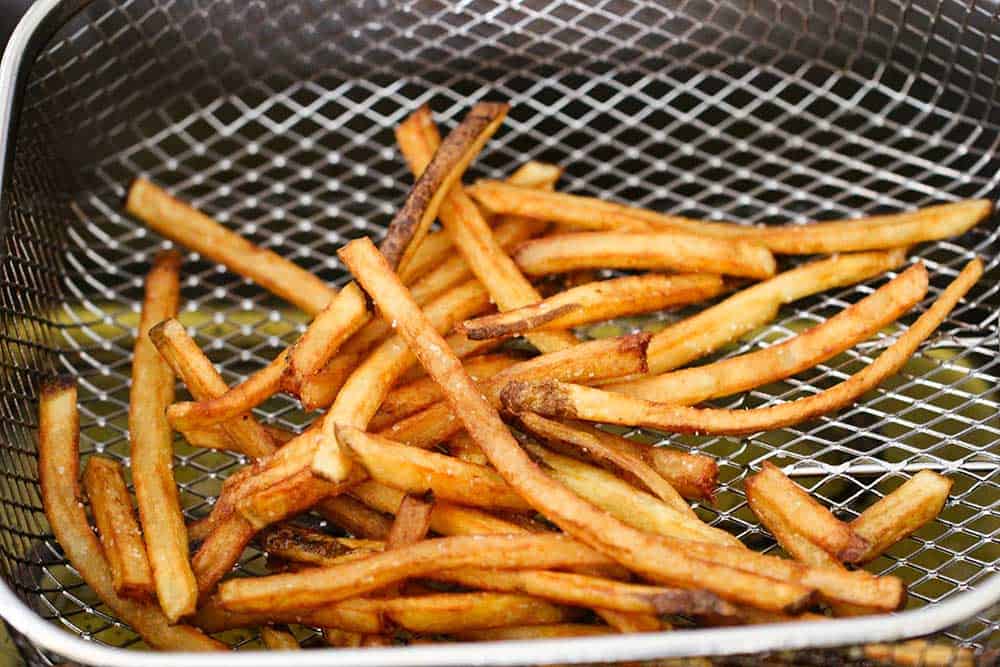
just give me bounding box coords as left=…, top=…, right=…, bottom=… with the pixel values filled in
left=150, top=319, right=277, bottom=458
left=514, top=413, right=690, bottom=513
left=501, top=259, right=982, bottom=436
left=259, top=524, right=383, bottom=565
left=82, top=456, right=155, bottom=600
left=746, top=462, right=869, bottom=562
left=446, top=431, right=490, bottom=466
left=331, top=237, right=814, bottom=613
left=863, top=640, right=977, bottom=667
left=380, top=592, right=577, bottom=633
left=386, top=493, right=434, bottom=548
left=645, top=447, right=719, bottom=503
left=316, top=495, right=392, bottom=540
left=378, top=332, right=651, bottom=450
left=126, top=178, right=335, bottom=315
left=127, top=250, right=198, bottom=621
left=380, top=102, right=509, bottom=274
left=459, top=274, right=725, bottom=340
left=323, top=628, right=365, bottom=647
left=452, top=624, right=612, bottom=641
left=337, top=425, right=531, bottom=511
left=166, top=283, right=368, bottom=431
left=260, top=626, right=300, bottom=650
left=397, top=105, right=577, bottom=353
left=217, top=533, right=633, bottom=612
left=513, top=231, right=776, bottom=280
left=236, top=466, right=367, bottom=530
left=851, top=471, right=953, bottom=564
left=609, top=262, right=929, bottom=403
left=179, top=423, right=294, bottom=452
left=38, top=378, right=225, bottom=651
left=466, top=180, right=991, bottom=254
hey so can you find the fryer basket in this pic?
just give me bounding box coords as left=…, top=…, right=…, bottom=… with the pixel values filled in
left=0, top=0, right=998, bottom=664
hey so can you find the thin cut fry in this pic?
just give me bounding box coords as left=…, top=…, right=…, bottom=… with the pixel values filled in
left=747, top=462, right=869, bottom=562
left=236, top=466, right=366, bottom=530
left=126, top=178, right=335, bottom=315
left=316, top=495, right=391, bottom=540
left=259, top=525, right=382, bottom=565
left=851, top=471, right=953, bottom=564
left=467, top=180, right=992, bottom=254
left=38, top=378, right=224, bottom=651
left=323, top=628, right=365, bottom=647
left=610, top=262, right=929, bottom=402
left=377, top=592, right=576, bottom=634
left=82, top=456, right=155, bottom=600
left=380, top=102, right=509, bottom=274
left=513, top=231, right=776, bottom=279
left=452, top=624, right=612, bottom=641
left=646, top=447, right=719, bottom=503
left=386, top=493, right=434, bottom=549
left=863, top=640, right=977, bottom=667
left=501, top=259, right=982, bottom=437
left=179, top=423, right=294, bottom=453
left=330, top=237, right=814, bottom=613
left=260, top=626, right=300, bottom=650
left=397, top=105, right=576, bottom=353
left=128, top=250, right=197, bottom=621
left=459, top=273, right=725, bottom=340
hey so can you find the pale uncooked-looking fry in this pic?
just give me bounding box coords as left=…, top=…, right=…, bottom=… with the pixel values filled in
left=380, top=102, right=509, bottom=274
left=370, top=354, right=523, bottom=431
left=610, top=262, right=929, bottom=403
left=38, top=379, right=225, bottom=651
left=316, top=495, right=392, bottom=540
left=150, top=319, right=276, bottom=458
left=126, top=178, right=335, bottom=315
left=863, top=640, right=977, bottom=667
left=851, top=471, right=953, bottom=564
left=377, top=332, right=650, bottom=450
left=166, top=282, right=367, bottom=431
left=452, top=624, right=613, bottom=641
left=613, top=248, right=909, bottom=380
left=467, top=180, right=992, bottom=254
left=502, top=259, right=983, bottom=437
left=260, top=626, right=300, bottom=650
left=128, top=250, right=197, bottom=621
left=331, top=237, right=814, bottom=613
left=747, top=462, right=869, bottom=562
left=337, top=425, right=531, bottom=511
left=397, top=105, right=577, bottom=354
left=459, top=273, right=726, bottom=340
left=82, top=456, right=155, bottom=601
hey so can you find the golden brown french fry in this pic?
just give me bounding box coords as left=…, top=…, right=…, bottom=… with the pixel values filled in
left=166, top=283, right=368, bottom=431
left=863, top=640, right=977, bottom=667
left=126, top=178, right=335, bottom=315
left=609, top=262, right=928, bottom=402
left=515, top=413, right=689, bottom=513
left=330, top=237, right=813, bottom=613
left=316, top=495, right=392, bottom=540
left=150, top=319, right=277, bottom=458
left=467, top=180, right=992, bottom=254
left=397, top=105, right=576, bottom=353
left=370, top=354, right=524, bottom=431
left=194, top=596, right=385, bottom=634
left=452, top=624, right=613, bottom=641
left=337, top=425, right=531, bottom=511
left=82, top=456, right=155, bottom=601
left=259, top=524, right=382, bottom=564
left=383, top=592, right=576, bottom=633
left=323, top=628, right=365, bottom=647
left=446, top=431, right=490, bottom=466
left=386, top=493, right=434, bottom=549
left=747, top=462, right=868, bottom=562
left=380, top=102, right=509, bottom=274
left=128, top=250, right=197, bottom=621
left=38, top=379, right=225, bottom=651
left=645, top=447, right=719, bottom=503
left=398, top=229, right=457, bottom=285
left=459, top=273, right=725, bottom=340
left=851, top=471, right=953, bottom=564
left=179, top=423, right=294, bottom=453
left=260, top=626, right=300, bottom=650
left=501, top=259, right=982, bottom=437
left=378, top=332, right=650, bottom=450
left=237, top=466, right=368, bottom=530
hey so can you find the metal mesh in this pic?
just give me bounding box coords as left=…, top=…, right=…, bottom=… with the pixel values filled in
left=1, top=0, right=998, bottom=664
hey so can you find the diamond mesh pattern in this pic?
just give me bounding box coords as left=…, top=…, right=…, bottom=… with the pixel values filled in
left=1, top=0, right=998, bottom=664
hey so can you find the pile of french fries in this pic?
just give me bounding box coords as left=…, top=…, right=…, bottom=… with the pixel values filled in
left=37, top=101, right=991, bottom=664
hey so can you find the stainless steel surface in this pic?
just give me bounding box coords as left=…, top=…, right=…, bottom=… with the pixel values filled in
left=0, top=0, right=998, bottom=664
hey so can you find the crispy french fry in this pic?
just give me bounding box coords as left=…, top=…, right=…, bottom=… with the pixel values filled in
left=337, top=425, right=531, bottom=511
left=379, top=592, right=577, bottom=634
left=467, top=180, right=992, bottom=254
left=82, top=456, right=155, bottom=600
left=260, top=626, right=300, bottom=650
left=446, top=431, right=490, bottom=466
left=459, top=274, right=725, bottom=340
left=236, top=466, right=367, bottom=530
left=397, top=105, right=576, bottom=353
left=501, top=259, right=982, bottom=436
left=126, top=178, right=335, bottom=315
left=179, top=423, right=295, bottom=453
left=609, top=262, right=929, bottom=403
left=851, top=471, right=953, bottom=564
left=386, top=493, right=434, bottom=548
left=863, top=640, right=977, bottom=667
left=150, top=319, right=277, bottom=458
left=128, top=250, right=198, bottom=621
left=380, top=102, right=509, bottom=274
left=196, top=596, right=385, bottom=635
left=166, top=283, right=368, bottom=431
left=513, top=231, right=776, bottom=280
left=331, top=237, right=814, bottom=613
left=323, top=628, right=365, bottom=647
left=38, top=378, right=225, bottom=651
left=316, top=495, right=391, bottom=540
left=645, top=447, right=719, bottom=503
left=398, top=228, right=455, bottom=285
left=452, top=624, right=612, bottom=641
left=378, top=332, right=650, bottom=450
left=259, top=524, right=383, bottom=565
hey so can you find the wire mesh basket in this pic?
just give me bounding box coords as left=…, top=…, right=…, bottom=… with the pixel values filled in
left=0, top=0, right=997, bottom=664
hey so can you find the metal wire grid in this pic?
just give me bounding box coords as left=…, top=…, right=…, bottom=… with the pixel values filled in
left=0, top=0, right=998, bottom=663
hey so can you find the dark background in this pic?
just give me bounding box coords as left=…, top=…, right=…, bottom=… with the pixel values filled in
left=0, top=0, right=34, bottom=49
